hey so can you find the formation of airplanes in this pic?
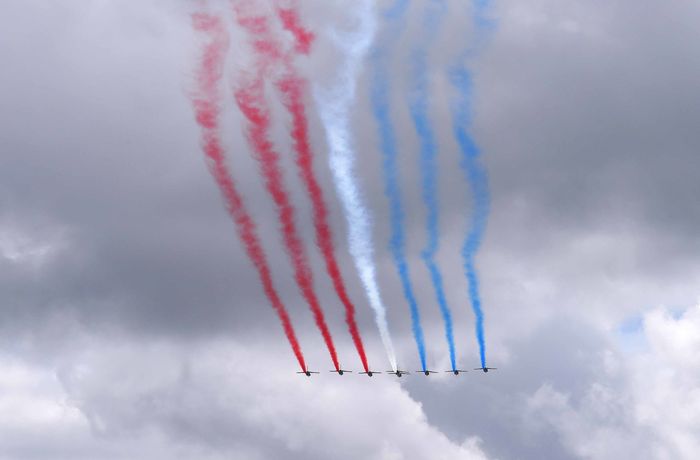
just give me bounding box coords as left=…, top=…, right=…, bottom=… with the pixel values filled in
left=297, top=367, right=497, bottom=377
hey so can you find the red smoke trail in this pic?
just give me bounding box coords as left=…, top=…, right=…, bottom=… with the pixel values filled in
left=275, top=3, right=314, bottom=54
left=273, top=2, right=370, bottom=372
left=233, top=4, right=341, bottom=371
left=190, top=10, right=306, bottom=372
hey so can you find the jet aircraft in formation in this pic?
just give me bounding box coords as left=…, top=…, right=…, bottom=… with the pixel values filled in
left=298, top=366, right=496, bottom=377
left=474, top=367, right=498, bottom=373
left=417, top=370, right=439, bottom=376
left=359, top=370, right=381, bottom=377
left=446, top=369, right=469, bottom=375
left=387, top=369, right=410, bottom=378
left=296, top=370, right=320, bottom=377
left=330, top=369, right=353, bottom=375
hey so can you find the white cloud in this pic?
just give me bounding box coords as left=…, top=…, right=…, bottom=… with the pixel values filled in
left=526, top=303, right=700, bottom=460
left=0, top=226, right=62, bottom=267
left=0, top=338, right=490, bottom=460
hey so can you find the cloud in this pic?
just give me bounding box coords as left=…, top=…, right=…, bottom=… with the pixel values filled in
left=526, top=303, right=700, bottom=459
left=0, top=337, right=490, bottom=460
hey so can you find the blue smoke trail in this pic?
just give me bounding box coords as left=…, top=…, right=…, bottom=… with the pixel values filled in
left=370, top=0, right=427, bottom=372
left=449, top=1, right=494, bottom=369
left=408, top=0, right=456, bottom=371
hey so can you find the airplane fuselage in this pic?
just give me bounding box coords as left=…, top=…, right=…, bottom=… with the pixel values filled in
left=297, top=370, right=320, bottom=377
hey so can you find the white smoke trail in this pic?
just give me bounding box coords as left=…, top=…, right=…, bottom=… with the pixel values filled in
left=312, top=0, right=397, bottom=371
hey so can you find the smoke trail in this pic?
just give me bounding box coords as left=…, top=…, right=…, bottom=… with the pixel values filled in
left=370, top=0, right=427, bottom=372
left=449, top=0, right=493, bottom=368
left=275, top=2, right=313, bottom=54
left=451, top=68, right=489, bottom=368
left=408, top=0, right=457, bottom=371
left=233, top=3, right=340, bottom=371
left=190, top=10, right=306, bottom=372
left=311, top=0, right=398, bottom=371
left=273, top=2, right=370, bottom=373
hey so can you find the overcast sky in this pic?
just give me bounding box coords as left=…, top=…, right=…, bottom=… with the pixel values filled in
left=1, top=1, right=699, bottom=459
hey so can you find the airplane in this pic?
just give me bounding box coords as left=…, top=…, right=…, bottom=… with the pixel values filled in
left=329, top=369, right=353, bottom=376
left=359, top=370, right=382, bottom=377
left=296, top=370, right=320, bottom=377
left=417, top=370, right=439, bottom=376
left=386, top=369, right=410, bottom=378
left=445, top=369, right=469, bottom=375
left=473, top=367, right=498, bottom=373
